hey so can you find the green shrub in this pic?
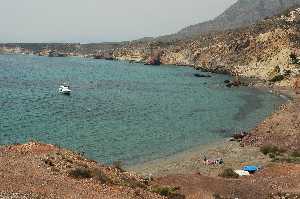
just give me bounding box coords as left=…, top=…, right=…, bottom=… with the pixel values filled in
left=280, top=156, right=300, bottom=163
left=260, top=145, right=286, bottom=155
left=290, top=53, right=299, bottom=64
left=260, top=145, right=270, bottom=155
left=269, top=153, right=276, bottom=159
left=271, top=156, right=280, bottom=162
left=43, top=158, right=55, bottom=167
left=68, top=167, right=93, bottom=179
left=269, top=74, right=285, bottom=82
left=291, top=150, right=300, bottom=158
left=68, top=167, right=111, bottom=184
left=213, top=193, right=224, bottom=199
left=92, top=169, right=111, bottom=184
left=290, top=52, right=297, bottom=60
left=168, top=193, right=185, bottom=199
left=151, top=186, right=180, bottom=198
left=218, top=168, right=239, bottom=179
left=120, top=176, right=147, bottom=189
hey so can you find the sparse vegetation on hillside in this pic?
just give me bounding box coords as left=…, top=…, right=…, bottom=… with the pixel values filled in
left=218, top=168, right=239, bottom=179
left=151, top=186, right=185, bottom=199
left=260, top=145, right=286, bottom=155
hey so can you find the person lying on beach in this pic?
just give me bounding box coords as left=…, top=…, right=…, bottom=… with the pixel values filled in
left=203, top=156, right=224, bottom=165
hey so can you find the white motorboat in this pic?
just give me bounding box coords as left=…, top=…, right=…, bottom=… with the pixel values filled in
left=59, top=85, right=71, bottom=95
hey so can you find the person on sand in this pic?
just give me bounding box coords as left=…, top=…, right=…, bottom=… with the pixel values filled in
left=202, top=155, right=207, bottom=164
left=202, top=156, right=224, bottom=165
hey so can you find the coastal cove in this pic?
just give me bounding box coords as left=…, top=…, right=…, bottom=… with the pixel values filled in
left=0, top=54, right=285, bottom=166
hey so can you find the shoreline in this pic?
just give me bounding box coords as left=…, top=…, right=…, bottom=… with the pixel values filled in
left=128, top=83, right=297, bottom=177
left=127, top=138, right=270, bottom=177
left=1, top=53, right=294, bottom=178
left=1, top=53, right=297, bottom=170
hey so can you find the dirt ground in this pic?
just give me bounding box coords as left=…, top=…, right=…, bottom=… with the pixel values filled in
left=0, top=142, right=163, bottom=199
left=153, top=163, right=300, bottom=199
left=243, top=90, right=300, bottom=151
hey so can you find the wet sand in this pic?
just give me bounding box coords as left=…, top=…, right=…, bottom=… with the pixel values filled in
left=128, top=139, right=270, bottom=177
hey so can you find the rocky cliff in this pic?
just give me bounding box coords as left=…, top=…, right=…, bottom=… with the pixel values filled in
left=113, top=8, right=300, bottom=87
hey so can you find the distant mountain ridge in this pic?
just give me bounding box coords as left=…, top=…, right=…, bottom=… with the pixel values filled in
left=176, top=0, right=300, bottom=38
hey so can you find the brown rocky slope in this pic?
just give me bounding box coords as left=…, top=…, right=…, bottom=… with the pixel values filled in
left=113, top=8, right=300, bottom=88
left=0, top=142, right=164, bottom=199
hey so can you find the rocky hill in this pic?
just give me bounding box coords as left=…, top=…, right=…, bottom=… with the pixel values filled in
left=113, top=7, right=300, bottom=87
left=176, top=0, right=300, bottom=38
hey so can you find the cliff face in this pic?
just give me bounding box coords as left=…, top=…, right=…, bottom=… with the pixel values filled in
left=113, top=8, right=300, bottom=86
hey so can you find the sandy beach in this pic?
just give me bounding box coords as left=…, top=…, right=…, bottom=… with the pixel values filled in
left=128, top=84, right=296, bottom=177
left=128, top=140, right=271, bottom=177
left=127, top=85, right=300, bottom=198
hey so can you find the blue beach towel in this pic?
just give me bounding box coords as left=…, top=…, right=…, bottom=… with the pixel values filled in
left=243, top=166, right=258, bottom=172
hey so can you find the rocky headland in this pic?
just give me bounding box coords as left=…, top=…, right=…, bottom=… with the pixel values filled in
left=113, top=8, right=300, bottom=89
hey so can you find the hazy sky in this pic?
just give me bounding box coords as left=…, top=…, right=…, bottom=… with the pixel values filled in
left=0, top=0, right=236, bottom=43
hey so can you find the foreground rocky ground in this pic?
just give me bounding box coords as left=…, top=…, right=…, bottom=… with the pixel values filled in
left=154, top=163, right=300, bottom=199
left=0, top=142, right=164, bottom=199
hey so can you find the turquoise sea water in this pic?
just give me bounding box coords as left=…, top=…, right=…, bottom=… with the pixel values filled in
left=0, top=54, right=284, bottom=165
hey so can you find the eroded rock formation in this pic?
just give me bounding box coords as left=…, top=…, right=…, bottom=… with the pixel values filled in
left=113, top=8, right=300, bottom=87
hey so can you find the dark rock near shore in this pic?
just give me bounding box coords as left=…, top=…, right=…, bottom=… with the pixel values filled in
left=145, top=58, right=161, bottom=65
left=48, top=51, right=67, bottom=57
left=94, top=55, right=115, bottom=61
left=201, top=65, right=232, bottom=75
left=225, top=79, right=242, bottom=88
left=94, top=51, right=115, bottom=60
left=194, top=73, right=212, bottom=78
left=105, top=57, right=115, bottom=61
left=94, top=55, right=104, bottom=59
left=231, top=131, right=249, bottom=142
left=226, top=83, right=233, bottom=88
left=232, top=79, right=242, bottom=86
left=129, top=60, right=141, bottom=64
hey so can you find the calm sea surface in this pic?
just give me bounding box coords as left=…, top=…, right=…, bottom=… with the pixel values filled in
left=0, top=54, right=284, bottom=165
